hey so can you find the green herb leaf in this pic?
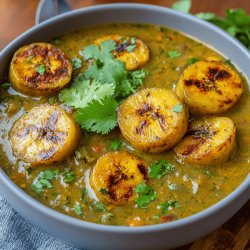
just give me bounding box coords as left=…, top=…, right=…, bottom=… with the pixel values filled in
left=196, top=8, right=250, bottom=50
left=82, top=40, right=146, bottom=100
left=35, top=64, right=46, bottom=75
left=99, top=188, right=109, bottom=194
left=160, top=200, right=180, bottom=214
left=73, top=204, right=83, bottom=215
left=60, top=75, right=115, bottom=109
left=63, top=170, right=76, bottom=183
left=134, top=182, right=157, bottom=208
left=72, top=57, right=82, bottom=69
left=80, top=188, right=88, bottom=200
left=149, top=160, right=174, bottom=179
left=188, top=57, right=198, bottom=65
left=0, top=82, right=10, bottom=90
left=96, top=202, right=106, bottom=212
left=75, top=96, right=118, bottom=134
left=110, top=139, right=123, bottom=151
left=32, top=170, right=59, bottom=193
left=130, top=37, right=136, bottom=44
left=126, top=44, right=137, bottom=52
left=171, top=0, right=191, bottom=13
left=172, top=104, right=183, bottom=113
left=167, top=50, right=182, bottom=58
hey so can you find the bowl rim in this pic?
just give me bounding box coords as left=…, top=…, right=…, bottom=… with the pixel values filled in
left=0, top=2, right=250, bottom=234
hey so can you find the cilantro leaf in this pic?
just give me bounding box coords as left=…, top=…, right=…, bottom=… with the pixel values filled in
left=126, top=44, right=137, bottom=52
left=160, top=201, right=180, bottom=214
left=115, top=69, right=147, bottom=99
left=148, top=160, right=174, bottom=179
left=60, top=75, right=115, bottom=109
left=73, top=204, right=83, bottom=215
left=82, top=40, right=146, bottom=100
left=110, top=139, right=123, bottom=151
left=32, top=170, right=59, bottom=193
left=82, top=40, right=116, bottom=61
left=75, top=96, right=118, bottom=134
left=35, top=64, right=46, bottom=75
left=167, top=50, right=182, bottom=58
left=134, top=182, right=157, bottom=208
left=172, top=104, right=183, bottom=113
left=72, top=57, right=82, bottom=69
left=188, top=57, right=198, bottom=65
left=63, top=170, right=76, bottom=183
left=96, top=202, right=106, bottom=212
left=171, top=0, right=191, bottom=13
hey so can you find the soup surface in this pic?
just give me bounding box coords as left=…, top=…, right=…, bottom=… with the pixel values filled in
left=0, top=24, right=249, bottom=226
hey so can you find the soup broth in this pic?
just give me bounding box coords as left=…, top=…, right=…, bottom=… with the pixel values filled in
left=0, top=24, right=249, bottom=226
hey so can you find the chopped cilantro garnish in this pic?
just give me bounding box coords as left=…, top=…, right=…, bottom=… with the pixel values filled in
left=167, top=50, right=182, bottom=58
left=35, top=64, right=46, bottom=75
left=0, top=82, right=10, bottom=90
left=171, top=0, right=191, bottom=13
left=52, top=38, right=62, bottom=45
left=148, top=160, right=174, bottom=179
left=130, top=37, right=136, bottom=44
left=126, top=44, right=137, bottom=52
left=110, top=139, right=122, bottom=151
left=99, top=188, right=109, bottom=194
left=188, top=57, right=198, bottom=65
left=75, top=96, right=118, bottom=134
left=96, top=202, right=106, bottom=212
left=32, top=170, right=59, bottom=193
left=72, top=57, right=82, bottom=69
left=160, top=201, right=180, bottom=214
left=80, top=188, right=88, bottom=200
left=73, top=204, right=83, bottom=215
left=63, top=170, right=76, bottom=183
left=134, top=182, right=157, bottom=208
left=172, top=104, right=183, bottom=113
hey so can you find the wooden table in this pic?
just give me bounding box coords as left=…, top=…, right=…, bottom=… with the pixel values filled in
left=0, top=0, right=249, bottom=249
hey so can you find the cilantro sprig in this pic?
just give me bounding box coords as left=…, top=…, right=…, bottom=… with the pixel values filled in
left=160, top=200, right=180, bottom=214
left=32, top=170, right=59, bottom=193
left=60, top=40, right=146, bottom=134
left=148, top=160, right=174, bottom=179
left=134, top=182, right=157, bottom=208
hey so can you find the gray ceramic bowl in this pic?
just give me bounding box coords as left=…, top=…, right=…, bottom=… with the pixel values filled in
left=0, top=3, right=249, bottom=250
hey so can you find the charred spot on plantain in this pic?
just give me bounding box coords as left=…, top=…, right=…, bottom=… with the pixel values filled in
left=187, top=128, right=216, bottom=139
left=19, top=124, right=38, bottom=137
left=137, top=163, right=148, bottom=180
left=136, top=103, right=153, bottom=115
left=107, top=168, right=132, bottom=202
left=136, top=120, right=148, bottom=134
left=181, top=139, right=206, bottom=156
left=208, top=68, right=231, bottom=81
left=38, top=148, right=57, bottom=160
left=152, top=112, right=166, bottom=131
left=39, top=110, right=66, bottom=143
